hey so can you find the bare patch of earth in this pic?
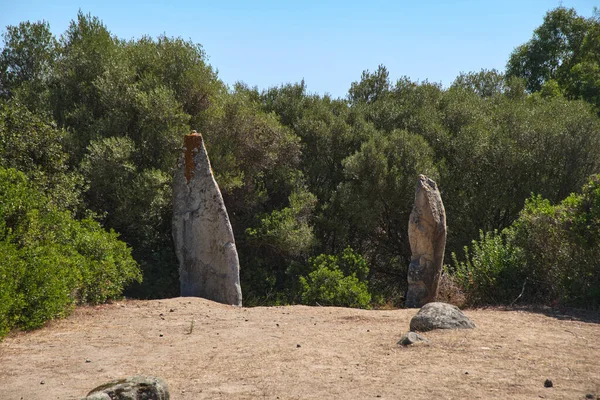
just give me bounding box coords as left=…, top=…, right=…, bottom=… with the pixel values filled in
left=1, top=298, right=598, bottom=399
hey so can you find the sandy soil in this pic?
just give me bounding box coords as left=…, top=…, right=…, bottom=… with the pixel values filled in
left=0, top=298, right=599, bottom=400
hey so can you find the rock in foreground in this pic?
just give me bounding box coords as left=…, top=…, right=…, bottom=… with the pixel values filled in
left=409, top=302, right=475, bottom=332
left=83, top=376, right=169, bottom=400
left=397, top=331, right=430, bottom=346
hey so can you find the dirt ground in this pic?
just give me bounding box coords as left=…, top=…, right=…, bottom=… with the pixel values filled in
left=1, top=298, right=599, bottom=400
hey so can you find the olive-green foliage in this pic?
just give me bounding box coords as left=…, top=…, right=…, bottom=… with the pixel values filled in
left=452, top=230, right=526, bottom=306
left=452, top=69, right=508, bottom=98
left=507, top=7, right=600, bottom=111
left=80, top=136, right=177, bottom=298
left=0, top=167, right=140, bottom=337
left=53, top=14, right=194, bottom=169
left=299, top=247, right=371, bottom=308
left=0, top=99, right=84, bottom=210
left=439, top=79, right=600, bottom=256
left=453, top=176, right=600, bottom=308
left=348, top=64, right=391, bottom=105
left=242, top=187, right=317, bottom=305
left=203, top=88, right=301, bottom=194
left=0, top=20, right=56, bottom=112
left=246, top=189, right=316, bottom=258
left=260, top=83, right=374, bottom=257
left=508, top=177, right=600, bottom=307
left=0, top=240, right=25, bottom=336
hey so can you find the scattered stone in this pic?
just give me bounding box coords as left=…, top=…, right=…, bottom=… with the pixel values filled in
left=85, top=359, right=91, bottom=363
left=544, top=379, right=553, bottom=388
left=296, top=344, right=301, bottom=348
left=397, top=331, right=430, bottom=346
left=585, top=394, right=593, bottom=399
left=172, top=132, right=242, bottom=306
left=406, top=175, right=447, bottom=308
left=409, top=302, right=475, bottom=332
left=83, top=376, right=169, bottom=400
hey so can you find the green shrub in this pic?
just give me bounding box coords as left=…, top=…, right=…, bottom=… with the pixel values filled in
left=299, top=247, right=371, bottom=308
left=452, top=175, right=600, bottom=308
left=0, top=167, right=141, bottom=337
left=509, top=176, right=600, bottom=307
left=15, top=242, right=81, bottom=330
left=452, top=230, right=526, bottom=306
left=0, top=241, right=25, bottom=336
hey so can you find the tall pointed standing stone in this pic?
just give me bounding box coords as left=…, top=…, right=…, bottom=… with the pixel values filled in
left=172, top=132, right=242, bottom=306
left=406, top=174, right=446, bottom=308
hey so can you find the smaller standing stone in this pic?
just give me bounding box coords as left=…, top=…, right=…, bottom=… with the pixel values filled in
left=406, top=175, right=447, bottom=308
left=83, top=376, right=169, bottom=400
left=409, top=302, right=475, bottom=332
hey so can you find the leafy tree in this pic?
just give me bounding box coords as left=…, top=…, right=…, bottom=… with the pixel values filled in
left=507, top=7, right=590, bottom=92
left=261, top=81, right=310, bottom=127
left=439, top=86, right=600, bottom=255
left=51, top=12, right=119, bottom=156
left=246, top=189, right=316, bottom=259
left=80, top=136, right=177, bottom=298
left=125, top=34, right=223, bottom=126
left=0, top=20, right=57, bottom=111
left=203, top=89, right=301, bottom=195
left=452, top=69, right=508, bottom=98
left=289, top=96, right=374, bottom=254
left=507, top=7, right=600, bottom=110
left=0, top=99, right=83, bottom=210
left=348, top=64, right=391, bottom=105
left=45, top=14, right=220, bottom=297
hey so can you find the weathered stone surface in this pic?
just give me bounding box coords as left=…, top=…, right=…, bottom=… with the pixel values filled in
left=409, top=302, right=475, bottom=332
left=172, top=132, right=242, bottom=306
left=406, top=174, right=447, bottom=308
left=397, top=331, right=430, bottom=346
left=83, top=376, right=169, bottom=400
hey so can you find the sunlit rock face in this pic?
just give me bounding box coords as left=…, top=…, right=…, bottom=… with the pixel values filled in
left=406, top=174, right=446, bottom=308
left=172, top=132, right=242, bottom=306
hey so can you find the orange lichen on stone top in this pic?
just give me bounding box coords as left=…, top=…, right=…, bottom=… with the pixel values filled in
left=184, top=132, right=203, bottom=183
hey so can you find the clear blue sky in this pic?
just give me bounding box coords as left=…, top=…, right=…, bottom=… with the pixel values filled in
left=1, top=0, right=597, bottom=98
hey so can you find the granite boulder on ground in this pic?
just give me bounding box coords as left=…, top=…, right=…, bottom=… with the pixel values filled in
left=409, top=302, right=475, bottom=332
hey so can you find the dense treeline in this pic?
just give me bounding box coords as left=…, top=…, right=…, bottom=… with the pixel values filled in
left=0, top=7, right=599, bottom=334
